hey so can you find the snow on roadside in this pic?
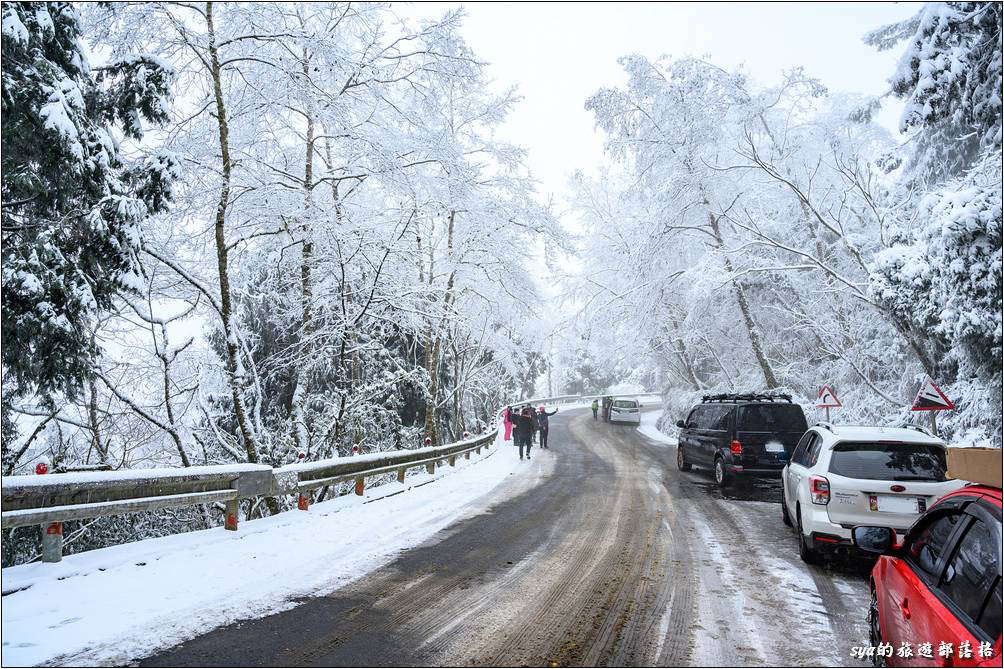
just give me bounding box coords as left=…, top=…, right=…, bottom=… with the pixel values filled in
left=1, top=439, right=553, bottom=667
left=636, top=409, right=677, bottom=447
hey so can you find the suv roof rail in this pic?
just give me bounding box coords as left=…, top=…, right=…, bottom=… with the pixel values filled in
left=701, top=392, right=792, bottom=404
left=903, top=424, right=933, bottom=436
left=813, top=421, right=835, bottom=432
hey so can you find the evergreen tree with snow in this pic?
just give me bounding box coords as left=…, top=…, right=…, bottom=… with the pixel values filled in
left=866, top=2, right=1001, bottom=185
left=867, top=2, right=1002, bottom=440
left=1, top=2, right=178, bottom=407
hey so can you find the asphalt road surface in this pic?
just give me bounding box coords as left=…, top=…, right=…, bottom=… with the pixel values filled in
left=140, top=409, right=871, bottom=667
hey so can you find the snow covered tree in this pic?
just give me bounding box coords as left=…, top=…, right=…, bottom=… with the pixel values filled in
left=866, top=1, right=1002, bottom=438
left=1, top=2, right=177, bottom=405
left=866, top=2, right=1002, bottom=185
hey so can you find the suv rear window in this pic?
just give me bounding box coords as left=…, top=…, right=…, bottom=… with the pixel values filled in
left=737, top=405, right=807, bottom=432
left=613, top=400, right=638, bottom=408
left=828, top=442, right=948, bottom=481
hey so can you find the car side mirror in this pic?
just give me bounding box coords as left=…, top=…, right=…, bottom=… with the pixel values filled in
left=676, top=420, right=685, bottom=428
left=852, top=526, right=895, bottom=555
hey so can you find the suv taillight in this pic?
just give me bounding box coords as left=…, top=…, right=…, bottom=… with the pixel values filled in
left=809, top=475, right=830, bottom=505
left=730, top=440, right=742, bottom=456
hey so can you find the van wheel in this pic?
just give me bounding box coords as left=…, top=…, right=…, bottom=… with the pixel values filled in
left=677, top=445, right=692, bottom=472
left=797, top=504, right=820, bottom=565
left=714, top=457, right=729, bottom=487
left=781, top=486, right=792, bottom=527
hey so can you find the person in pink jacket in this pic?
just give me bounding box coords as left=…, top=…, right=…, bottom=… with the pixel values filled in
left=503, top=407, right=513, bottom=441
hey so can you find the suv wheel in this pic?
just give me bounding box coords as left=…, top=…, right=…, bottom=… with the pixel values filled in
left=677, top=445, right=692, bottom=472
left=796, top=504, right=820, bottom=565
left=714, top=457, right=729, bottom=488
left=868, top=586, right=886, bottom=667
left=781, top=485, right=792, bottom=527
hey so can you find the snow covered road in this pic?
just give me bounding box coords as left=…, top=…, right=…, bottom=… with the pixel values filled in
left=1, top=438, right=554, bottom=667
left=133, top=408, right=871, bottom=667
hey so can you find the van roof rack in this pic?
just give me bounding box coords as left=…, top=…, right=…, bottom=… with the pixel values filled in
left=702, top=393, right=792, bottom=404
left=814, top=421, right=835, bottom=432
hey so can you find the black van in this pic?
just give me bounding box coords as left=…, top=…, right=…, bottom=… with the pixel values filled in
left=675, top=393, right=808, bottom=487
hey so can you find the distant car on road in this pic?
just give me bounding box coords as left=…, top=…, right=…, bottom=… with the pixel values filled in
left=783, top=423, right=965, bottom=564
left=853, top=484, right=1002, bottom=666
left=676, top=393, right=808, bottom=487
left=609, top=398, right=641, bottom=425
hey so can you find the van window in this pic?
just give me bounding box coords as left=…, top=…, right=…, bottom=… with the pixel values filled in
left=698, top=405, right=732, bottom=430
left=612, top=400, right=638, bottom=409
left=828, top=442, right=948, bottom=481
left=712, top=407, right=733, bottom=430
left=737, top=405, right=807, bottom=432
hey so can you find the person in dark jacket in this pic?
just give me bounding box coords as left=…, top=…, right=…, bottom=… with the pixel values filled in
left=508, top=406, right=536, bottom=460
left=536, top=406, right=558, bottom=449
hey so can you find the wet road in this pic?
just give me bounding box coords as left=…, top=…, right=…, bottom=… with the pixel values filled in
left=140, top=409, right=871, bottom=667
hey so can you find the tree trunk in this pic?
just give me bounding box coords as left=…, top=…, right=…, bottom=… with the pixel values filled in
left=206, top=2, right=278, bottom=515
left=87, top=375, right=108, bottom=465
left=290, top=63, right=315, bottom=456
left=709, top=213, right=779, bottom=389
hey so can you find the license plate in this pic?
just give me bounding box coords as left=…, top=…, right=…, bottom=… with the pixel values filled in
left=873, top=495, right=919, bottom=514
left=765, top=442, right=785, bottom=453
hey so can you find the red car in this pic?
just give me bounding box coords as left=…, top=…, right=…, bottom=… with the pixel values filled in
left=853, top=485, right=1002, bottom=667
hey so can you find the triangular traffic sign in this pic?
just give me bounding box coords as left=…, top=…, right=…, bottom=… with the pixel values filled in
left=816, top=385, right=842, bottom=408
left=911, top=377, right=955, bottom=411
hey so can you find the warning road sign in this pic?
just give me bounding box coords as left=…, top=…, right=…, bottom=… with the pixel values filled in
left=816, top=385, right=842, bottom=408
left=911, top=377, right=955, bottom=411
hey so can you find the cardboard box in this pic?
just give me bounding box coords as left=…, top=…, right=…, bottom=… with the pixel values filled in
left=947, top=447, right=1002, bottom=488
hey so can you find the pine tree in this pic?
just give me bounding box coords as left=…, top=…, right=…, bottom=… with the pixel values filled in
left=866, top=2, right=1002, bottom=185
left=867, top=2, right=1002, bottom=430
left=1, top=2, right=178, bottom=406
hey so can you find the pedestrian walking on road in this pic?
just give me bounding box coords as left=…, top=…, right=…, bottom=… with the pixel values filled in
left=508, top=406, right=536, bottom=460
left=503, top=407, right=513, bottom=442
left=591, top=399, right=599, bottom=420
left=537, top=406, right=558, bottom=449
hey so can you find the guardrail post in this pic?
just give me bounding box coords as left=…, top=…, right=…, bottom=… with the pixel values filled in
left=426, top=461, right=435, bottom=475
left=297, top=493, right=309, bottom=511
left=34, top=462, right=63, bottom=562
left=355, top=477, right=365, bottom=496
left=42, top=521, right=63, bottom=563
left=448, top=455, right=456, bottom=467
left=397, top=467, right=406, bottom=483
left=225, top=498, right=239, bottom=531
left=464, top=451, right=470, bottom=460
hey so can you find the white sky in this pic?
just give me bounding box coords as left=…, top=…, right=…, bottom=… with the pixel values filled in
left=397, top=1, right=921, bottom=205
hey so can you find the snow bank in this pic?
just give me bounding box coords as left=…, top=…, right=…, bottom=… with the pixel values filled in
left=1, top=437, right=549, bottom=667
left=636, top=409, right=677, bottom=447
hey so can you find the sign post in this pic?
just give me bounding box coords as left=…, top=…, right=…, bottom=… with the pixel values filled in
left=815, top=385, right=842, bottom=422
left=910, top=376, right=955, bottom=435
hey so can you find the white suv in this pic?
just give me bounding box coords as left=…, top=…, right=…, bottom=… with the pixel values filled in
left=609, top=398, right=641, bottom=425
left=781, top=423, right=965, bottom=564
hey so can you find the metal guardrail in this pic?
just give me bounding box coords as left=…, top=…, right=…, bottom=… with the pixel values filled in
left=1, top=432, right=497, bottom=563
left=1, top=391, right=663, bottom=563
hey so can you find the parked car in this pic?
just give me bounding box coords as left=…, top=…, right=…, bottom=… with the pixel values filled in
left=676, top=393, right=808, bottom=487
left=609, top=398, right=641, bottom=425
left=853, top=485, right=1002, bottom=666
left=782, top=423, right=965, bottom=564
